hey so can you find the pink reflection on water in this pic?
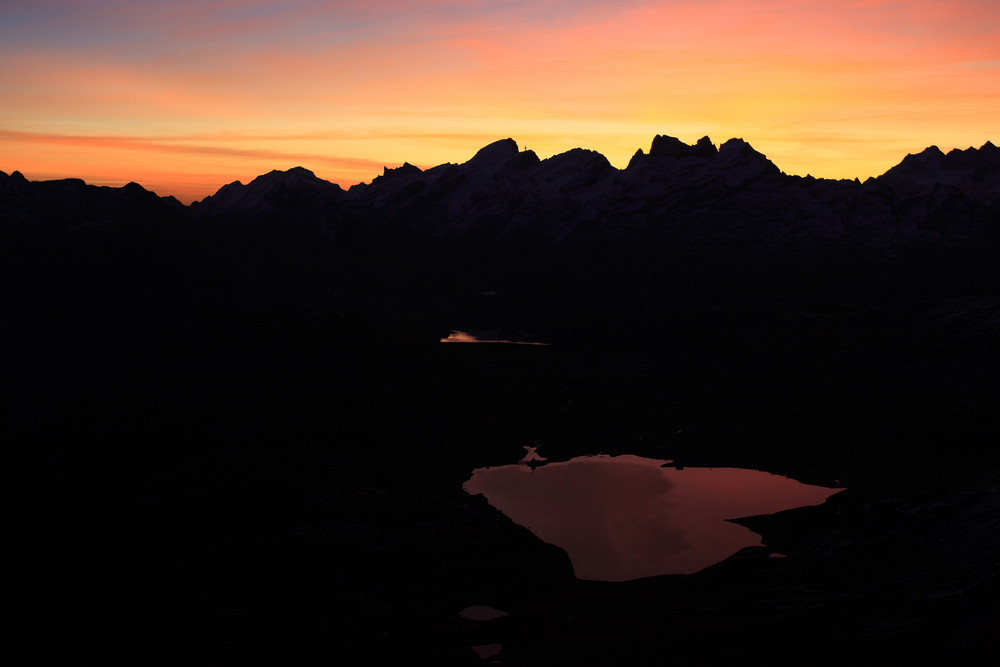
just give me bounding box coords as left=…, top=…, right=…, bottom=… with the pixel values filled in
left=471, top=644, right=502, bottom=660
left=463, top=454, right=841, bottom=581
left=460, top=605, right=509, bottom=621
left=440, top=330, right=548, bottom=345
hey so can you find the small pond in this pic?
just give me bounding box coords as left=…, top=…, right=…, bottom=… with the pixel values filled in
left=440, top=329, right=548, bottom=345
left=464, top=452, right=842, bottom=581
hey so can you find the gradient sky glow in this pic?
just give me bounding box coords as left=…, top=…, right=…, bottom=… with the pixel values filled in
left=2, top=1, right=998, bottom=202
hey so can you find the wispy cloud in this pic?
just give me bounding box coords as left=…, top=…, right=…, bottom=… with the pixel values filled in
left=0, top=129, right=390, bottom=171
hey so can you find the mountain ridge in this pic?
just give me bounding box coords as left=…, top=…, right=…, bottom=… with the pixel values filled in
left=3, top=135, right=998, bottom=248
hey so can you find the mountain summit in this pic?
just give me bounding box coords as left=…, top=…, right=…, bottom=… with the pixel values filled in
left=192, top=166, right=344, bottom=216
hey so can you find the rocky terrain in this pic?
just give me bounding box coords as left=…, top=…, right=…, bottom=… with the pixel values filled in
left=4, top=136, right=999, bottom=664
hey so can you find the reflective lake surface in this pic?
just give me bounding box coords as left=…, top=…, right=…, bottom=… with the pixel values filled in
left=464, top=453, right=842, bottom=581
left=440, top=330, right=548, bottom=345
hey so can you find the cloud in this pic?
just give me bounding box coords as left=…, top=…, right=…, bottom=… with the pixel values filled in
left=0, top=129, right=388, bottom=171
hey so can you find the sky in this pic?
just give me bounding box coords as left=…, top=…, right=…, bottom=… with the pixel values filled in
left=2, top=0, right=998, bottom=203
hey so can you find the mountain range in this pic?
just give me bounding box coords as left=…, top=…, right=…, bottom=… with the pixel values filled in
left=3, top=135, right=998, bottom=248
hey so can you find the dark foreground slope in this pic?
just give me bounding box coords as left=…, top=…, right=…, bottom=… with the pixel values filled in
left=3, top=139, right=999, bottom=665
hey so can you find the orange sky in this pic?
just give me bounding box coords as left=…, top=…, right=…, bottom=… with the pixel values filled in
left=2, top=1, right=998, bottom=203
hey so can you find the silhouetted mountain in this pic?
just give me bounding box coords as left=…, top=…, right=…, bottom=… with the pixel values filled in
left=6, top=136, right=997, bottom=249
left=0, top=169, right=184, bottom=227
left=876, top=141, right=1000, bottom=201
left=190, top=165, right=344, bottom=217
left=176, top=135, right=998, bottom=248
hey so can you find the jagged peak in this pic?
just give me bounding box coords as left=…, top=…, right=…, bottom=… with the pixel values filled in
left=251, top=166, right=321, bottom=184
left=531, top=148, right=613, bottom=179
left=392, top=162, right=421, bottom=174
left=548, top=147, right=608, bottom=161
left=694, top=134, right=719, bottom=156
left=467, top=138, right=520, bottom=167
left=192, top=165, right=341, bottom=212
left=902, top=145, right=944, bottom=163
left=626, top=148, right=646, bottom=170
left=718, top=137, right=757, bottom=156
left=715, top=138, right=772, bottom=164
left=886, top=146, right=946, bottom=175
left=234, top=166, right=343, bottom=194
left=647, top=134, right=718, bottom=160
left=117, top=181, right=159, bottom=200
left=375, top=162, right=422, bottom=183
left=649, top=135, right=689, bottom=158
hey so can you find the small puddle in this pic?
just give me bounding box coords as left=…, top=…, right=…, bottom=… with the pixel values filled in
left=464, top=453, right=841, bottom=581
left=471, top=644, right=503, bottom=660
left=440, top=330, right=548, bottom=345
left=459, top=605, right=509, bottom=622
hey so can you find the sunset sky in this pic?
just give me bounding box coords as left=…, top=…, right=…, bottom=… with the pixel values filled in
left=2, top=0, right=997, bottom=203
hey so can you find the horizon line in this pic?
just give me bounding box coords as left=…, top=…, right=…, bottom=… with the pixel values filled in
left=3, top=131, right=996, bottom=205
